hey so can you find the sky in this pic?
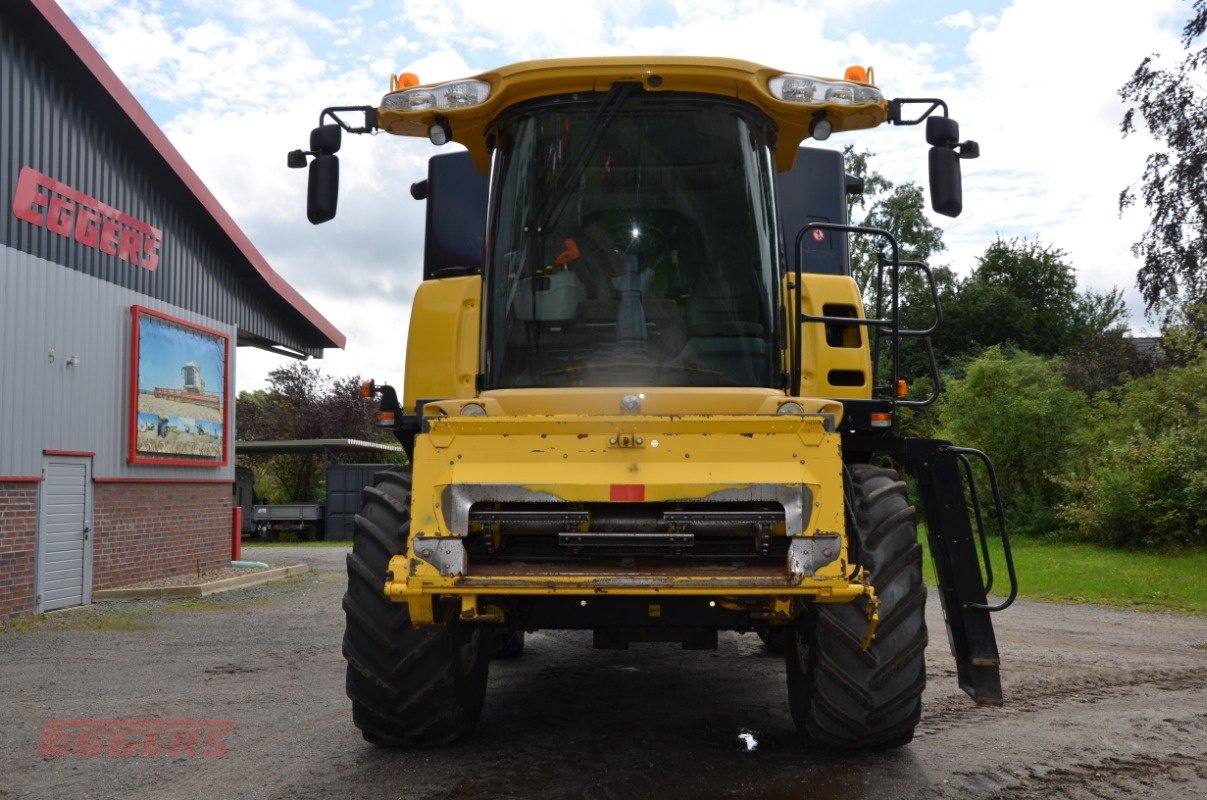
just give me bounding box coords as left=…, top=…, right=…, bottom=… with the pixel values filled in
left=56, top=0, right=1193, bottom=391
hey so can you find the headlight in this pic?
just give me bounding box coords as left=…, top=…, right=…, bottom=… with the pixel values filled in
left=460, top=403, right=487, bottom=417
left=777, top=402, right=806, bottom=415
left=382, top=79, right=491, bottom=112
left=768, top=74, right=882, bottom=106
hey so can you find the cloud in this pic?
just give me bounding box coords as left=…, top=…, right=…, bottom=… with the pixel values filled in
left=938, top=10, right=976, bottom=29
left=935, top=0, right=1186, bottom=330
left=57, top=0, right=1194, bottom=393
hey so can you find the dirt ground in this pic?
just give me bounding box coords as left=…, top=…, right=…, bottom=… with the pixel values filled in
left=1, top=545, right=1204, bottom=800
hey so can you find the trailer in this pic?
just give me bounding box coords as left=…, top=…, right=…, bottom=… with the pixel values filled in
left=235, top=439, right=406, bottom=541
left=252, top=503, right=324, bottom=541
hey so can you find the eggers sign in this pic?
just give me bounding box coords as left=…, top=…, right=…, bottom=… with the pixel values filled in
left=11, top=166, right=162, bottom=271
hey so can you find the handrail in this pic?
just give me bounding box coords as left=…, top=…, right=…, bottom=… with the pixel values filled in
left=956, top=452, right=994, bottom=594
left=946, top=446, right=1018, bottom=612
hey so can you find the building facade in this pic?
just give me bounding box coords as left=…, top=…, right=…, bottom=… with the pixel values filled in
left=0, top=0, right=344, bottom=619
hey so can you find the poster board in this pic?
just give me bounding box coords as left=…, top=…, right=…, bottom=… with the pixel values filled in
left=128, top=306, right=229, bottom=466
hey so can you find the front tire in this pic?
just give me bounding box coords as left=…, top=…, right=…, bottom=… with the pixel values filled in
left=786, top=464, right=928, bottom=749
left=342, top=469, right=491, bottom=747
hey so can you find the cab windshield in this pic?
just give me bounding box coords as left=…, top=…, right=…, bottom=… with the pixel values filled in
left=485, top=91, right=781, bottom=388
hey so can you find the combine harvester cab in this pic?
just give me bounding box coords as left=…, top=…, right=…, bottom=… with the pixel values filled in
left=291, top=57, right=1016, bottom=749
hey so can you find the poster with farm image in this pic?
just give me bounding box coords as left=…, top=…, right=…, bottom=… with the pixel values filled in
left=129, top=306, right=229, bottom=465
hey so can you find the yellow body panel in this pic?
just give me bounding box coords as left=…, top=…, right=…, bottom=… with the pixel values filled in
left=383, top=402, right=871, bottom=614
left=799, top=274, right=874, bottom=400
left=378, top=57, right=887, bottom=172
left=402, top=275, right=481, bottom=412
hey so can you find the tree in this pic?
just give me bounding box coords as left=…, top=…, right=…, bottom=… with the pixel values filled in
left=1119, top=0, right=1207, bottom=334
left=844, top=148, right=947, bottom=303
left=937, top=237, right=1128, bottom=367
left=236, top=363, right=394, bottom=503
left=1058, top=355, right=1207, bottom=548
left=843, top=149, right=955, bottom=384
left=843, top=146, right=892, bottom=224
left=938, top=347, right=1089, bottom=536
left=1057, top=331, right=1156, bottom=396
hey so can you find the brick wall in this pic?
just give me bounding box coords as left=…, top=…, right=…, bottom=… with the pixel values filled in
left=0, top=483, right=39, bottom=621
left=92, top=482, right=231, bottom=590
left=0, top=481, right=230, bottom=620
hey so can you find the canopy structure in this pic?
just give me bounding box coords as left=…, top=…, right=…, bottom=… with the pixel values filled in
left=236, top=439, right=403, bottom=461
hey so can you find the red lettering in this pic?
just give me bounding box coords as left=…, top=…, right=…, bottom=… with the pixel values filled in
left=36, top=722, right=74, bottom=757
left=142, top=235, right=161, bottom=271
left=98, top=217, right=120, bottom=255
left=165, top=729, right=201, bottom=757
left=74, top=205, right=101, bottom=247
left=12, top=168, right=163, bottom=271
left=74, top=729, right=109, bottom=757
left=46, top=194, right=75, bottom=236
left=11, top=167, right=47, bottom=225
left=140, top=730, right=167, bottom=756
left=118, top=225, right=142, bottom=266
left=199, top=728, right=230, bottom=758
left=107, top=729, right=142, bottom=757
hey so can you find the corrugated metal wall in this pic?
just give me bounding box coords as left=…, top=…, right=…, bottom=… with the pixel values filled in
left=1, top=245, right=236, bottom=480
left=0, top=3, right=323, bottom=357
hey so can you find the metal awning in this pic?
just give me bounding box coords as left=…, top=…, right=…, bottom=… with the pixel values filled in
left=235, top=439, right=403, bottom=457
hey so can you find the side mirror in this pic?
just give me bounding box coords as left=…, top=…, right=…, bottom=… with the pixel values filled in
left=310, top=123, right=342, bottom=155
left=928, top=146, right=962, bottom=217
left=926, top=116, right=959, bottom=147
left=307, top=155, right=339, bottom=225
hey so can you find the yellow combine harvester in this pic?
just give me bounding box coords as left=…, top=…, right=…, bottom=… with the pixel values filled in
left=290, top=56, right=1016, bottom=749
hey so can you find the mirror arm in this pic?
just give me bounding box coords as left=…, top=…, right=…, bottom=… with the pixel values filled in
left=318, top=105, right=379, bottom=134
left=888, top=97, right=950, bottom=126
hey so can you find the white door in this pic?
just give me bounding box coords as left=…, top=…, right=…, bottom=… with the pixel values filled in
left=37, top=457, right=93, bottom=612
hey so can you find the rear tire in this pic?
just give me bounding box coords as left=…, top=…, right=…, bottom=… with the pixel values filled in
left=342, top=469, right=491, bottom=747
left=786, top=464, right=927, bottom=749
left=492, top=629, right=526, bottom=659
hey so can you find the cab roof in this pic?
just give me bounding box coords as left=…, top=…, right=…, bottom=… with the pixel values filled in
left=376, top=56, right=888, bottom=172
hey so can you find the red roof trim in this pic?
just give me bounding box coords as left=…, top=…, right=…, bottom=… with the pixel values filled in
left=30, top=0, right=346, bottom=350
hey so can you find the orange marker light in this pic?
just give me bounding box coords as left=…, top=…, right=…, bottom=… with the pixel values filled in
left=390, top=72, right=419, bottom=91
left=844, top=65, right=868, bottom=84
left=896, top=379, right=909, bottom=398
left=870, top=412, right=892, bottom=428
left=360, top=379, right=375, bottom=399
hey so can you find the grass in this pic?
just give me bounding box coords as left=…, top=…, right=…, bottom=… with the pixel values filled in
left=918, top=531, right=1207, bottom=614
left=1, top=609, right=157, bottom=634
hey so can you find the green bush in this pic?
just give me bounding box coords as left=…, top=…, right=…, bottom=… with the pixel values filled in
left=937, top=346, right=1088, bottom=536
left=1057, top=358, right=1207, bottom=548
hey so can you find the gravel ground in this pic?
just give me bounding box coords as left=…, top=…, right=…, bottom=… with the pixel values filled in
left=107, top=565, right=272, bottom=590
left=1, top=544, right=1205, bottom=800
